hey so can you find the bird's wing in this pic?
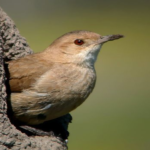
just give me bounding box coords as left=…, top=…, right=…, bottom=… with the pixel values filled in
left=7, top=54, right=53, bottom=92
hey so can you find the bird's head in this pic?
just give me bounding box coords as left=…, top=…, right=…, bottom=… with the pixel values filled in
left=44, top=30, right=123, bottom=67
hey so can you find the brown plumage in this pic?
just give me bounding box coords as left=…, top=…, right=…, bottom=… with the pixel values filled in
left=7, top=30, right=123, bottom=125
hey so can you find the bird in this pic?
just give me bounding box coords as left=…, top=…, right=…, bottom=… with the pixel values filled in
left=6, top=30, right=123, bottom=125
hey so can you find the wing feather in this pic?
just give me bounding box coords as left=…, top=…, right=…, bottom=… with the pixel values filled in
left=7, top=54, right=53, bottom=92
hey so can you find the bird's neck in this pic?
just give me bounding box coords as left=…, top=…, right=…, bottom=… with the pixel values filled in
left=42, top=44, right=101, bottom=68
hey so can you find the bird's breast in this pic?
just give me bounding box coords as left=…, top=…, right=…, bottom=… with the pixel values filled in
left=33, top=64, right=96, bottom=110
left=11, top=64, right=96, bottom=124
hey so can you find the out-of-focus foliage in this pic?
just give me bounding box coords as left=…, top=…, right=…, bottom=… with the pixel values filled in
left=1, top=0, right=150, bottom=149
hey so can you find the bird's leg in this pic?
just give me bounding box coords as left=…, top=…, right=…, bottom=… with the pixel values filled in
left=18, top=125, right=54, bottom=136
left=17, top=114, right=72, bottom=141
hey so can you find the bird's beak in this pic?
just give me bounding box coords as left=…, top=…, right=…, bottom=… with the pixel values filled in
left=98, top=34, right=124, bottom=44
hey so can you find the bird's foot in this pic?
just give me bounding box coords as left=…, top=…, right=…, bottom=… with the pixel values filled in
left=18, top=125, right=55, bottom=137
left=17, top=114, right=72, bottom=142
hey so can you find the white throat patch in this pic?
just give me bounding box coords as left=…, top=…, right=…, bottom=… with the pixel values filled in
left=75, top=44, right=101, bottom=67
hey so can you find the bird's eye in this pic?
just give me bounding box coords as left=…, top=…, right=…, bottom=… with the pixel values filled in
left=74, top=39, right=84, bottom=45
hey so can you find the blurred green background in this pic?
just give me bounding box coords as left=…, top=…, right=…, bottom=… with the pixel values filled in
left=1, top=0, right=150, bottom=149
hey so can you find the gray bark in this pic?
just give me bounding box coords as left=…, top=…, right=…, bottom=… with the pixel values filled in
left=0, top=7, right=70, bottom=150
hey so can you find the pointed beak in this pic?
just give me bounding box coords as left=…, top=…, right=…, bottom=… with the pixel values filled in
left=98, top=34, right=124, bottom=44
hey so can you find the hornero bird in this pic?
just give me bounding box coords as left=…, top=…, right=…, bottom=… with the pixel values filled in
left=7, top=30, right=123, bottom=125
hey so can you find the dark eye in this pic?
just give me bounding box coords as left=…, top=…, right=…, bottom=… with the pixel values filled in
left=74, top=39, right=84, bottom=45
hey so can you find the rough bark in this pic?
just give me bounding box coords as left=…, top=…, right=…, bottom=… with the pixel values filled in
left=0, top=7, right=71, bottom=150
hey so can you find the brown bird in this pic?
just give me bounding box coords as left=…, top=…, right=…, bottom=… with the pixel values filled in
left=7, top=30, right=123, bottom=125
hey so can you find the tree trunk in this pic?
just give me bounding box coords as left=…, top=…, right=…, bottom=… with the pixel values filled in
left=0, top=7, right=71, bottom=150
